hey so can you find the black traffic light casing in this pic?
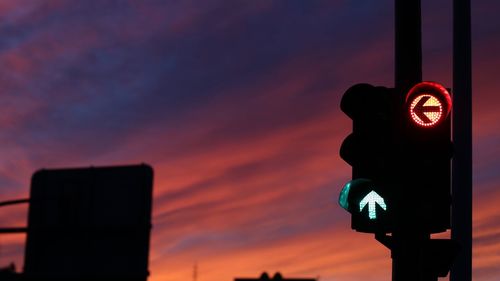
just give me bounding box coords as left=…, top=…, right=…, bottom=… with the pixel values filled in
left=397, top=82, right=453, bottom=233
left=339, top=84, right=400, bottom=233
left=339, top=82, right=452, bottom=233
left=340, top=84, right=400, bottom=181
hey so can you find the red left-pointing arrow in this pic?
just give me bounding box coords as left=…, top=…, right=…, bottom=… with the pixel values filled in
left=413, top=95, right=441, bottom=124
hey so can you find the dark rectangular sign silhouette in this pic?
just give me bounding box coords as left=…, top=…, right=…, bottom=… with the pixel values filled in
left=23, top=164, right=154, bottom=281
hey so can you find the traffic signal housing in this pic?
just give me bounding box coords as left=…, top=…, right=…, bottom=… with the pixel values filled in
left=399, top=81, right=453, bottom=233
left=339, top=82, right=453, bottom=234
left=339, top=84, right=399, bottom=181
left=339, top=83, right=399, bottom=233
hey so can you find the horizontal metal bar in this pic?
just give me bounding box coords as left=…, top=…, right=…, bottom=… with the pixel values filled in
left=0, top=227, right=28, bottom=234
left=0, top=198, right=29, bottom=208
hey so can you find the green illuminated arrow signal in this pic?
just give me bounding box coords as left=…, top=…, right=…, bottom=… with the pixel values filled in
left=359, top=191, right=387, bottom=220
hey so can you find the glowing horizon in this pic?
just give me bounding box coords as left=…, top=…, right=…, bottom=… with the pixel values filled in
left=0, top=1, right=499, bottom=281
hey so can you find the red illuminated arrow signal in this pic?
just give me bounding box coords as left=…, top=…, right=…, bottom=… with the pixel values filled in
left=413, top=95, right=441, bottom=124
left=409, top=94, right=444, bottom=127
left=407, top=82, right=452, bottom=127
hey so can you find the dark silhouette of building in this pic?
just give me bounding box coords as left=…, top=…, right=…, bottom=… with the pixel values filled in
left=235, top=272, right=317, bottom=281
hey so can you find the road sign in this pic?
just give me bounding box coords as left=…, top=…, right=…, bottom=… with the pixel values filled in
left=406, top=81, right=451, bottom=128
left=24, top=164, right=154, bottom=281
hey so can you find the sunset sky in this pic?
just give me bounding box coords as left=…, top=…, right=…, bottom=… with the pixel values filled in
left=0, top=1, right=499, bottom=281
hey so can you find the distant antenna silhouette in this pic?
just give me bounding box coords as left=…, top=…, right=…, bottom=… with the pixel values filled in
left=193, top=262, right=198, bottom=281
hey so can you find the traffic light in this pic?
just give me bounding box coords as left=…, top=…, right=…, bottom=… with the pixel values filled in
left=339, top=83, right=399, bottom=233
left=399, top=81, right=453, bottom=233
left=339, top=82, right=452, bottom=233
left=339, top=178, right=391, bottom=232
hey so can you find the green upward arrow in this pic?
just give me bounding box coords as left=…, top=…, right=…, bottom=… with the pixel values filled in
left=359, top=191, right=387, bottom=220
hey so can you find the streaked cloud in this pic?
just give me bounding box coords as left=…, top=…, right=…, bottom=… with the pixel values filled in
left=0, top=1, right=498, bottom=281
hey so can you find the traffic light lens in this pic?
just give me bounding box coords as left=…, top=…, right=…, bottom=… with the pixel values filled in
left=359, top=190, right=387, bottom=220
left=339, top=181, right=351, bottom=211
left=409, top=94, right=443, bottom=127
left=406, top=81, right=451, bottom=128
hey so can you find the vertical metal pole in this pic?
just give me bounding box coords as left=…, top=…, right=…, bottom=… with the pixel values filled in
left=451, top=0, right=473, bottom=280
left=393, top=1, right=423, bottom=280
left=393, top=0, right=432, bottom=280
left=395, top=0, right=422, bottom=91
